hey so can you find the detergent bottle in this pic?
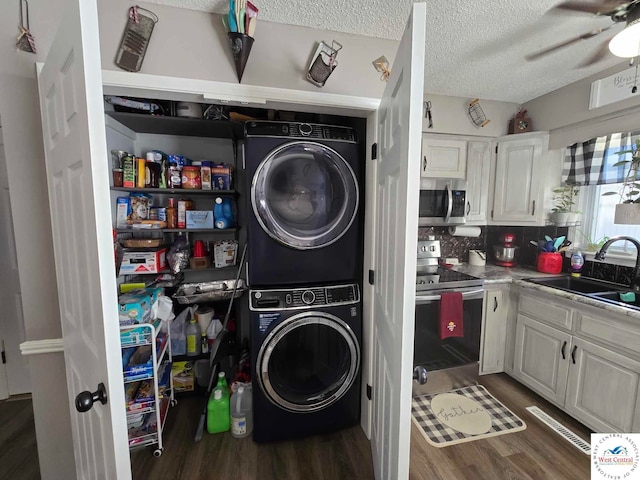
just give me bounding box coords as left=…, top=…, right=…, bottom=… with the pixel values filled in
left=214, top=197, right=235, bottom=229
left=207, top=388, right=230, bottom=434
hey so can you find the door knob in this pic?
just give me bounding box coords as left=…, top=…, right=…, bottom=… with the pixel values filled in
left=75, top=383, right=108, bottom=413
left=413, top=366, right=428, bottom=385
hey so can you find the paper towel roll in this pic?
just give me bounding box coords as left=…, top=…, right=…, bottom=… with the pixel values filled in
left=448, top=226, right=481, bottom=237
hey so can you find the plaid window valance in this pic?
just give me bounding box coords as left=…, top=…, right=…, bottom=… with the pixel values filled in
left=563, top=132, right=639, bottom=185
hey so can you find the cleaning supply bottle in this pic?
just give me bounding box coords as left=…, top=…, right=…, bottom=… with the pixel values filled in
left=207, top=388, right=230, bottom=434
left=214, top=197, right=235, bottom=229
left=215, top=371, right=229, bottom=398
left=570, top=251, right=584, bottom=277
left=230, top=386, right=253, bottom=438
left=185, top=317, right=202, bottom=357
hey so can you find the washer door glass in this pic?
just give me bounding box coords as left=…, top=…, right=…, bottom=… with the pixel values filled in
left=251, top=141, right=359, bottom=250
left=258, top=312, right=359, bottom=412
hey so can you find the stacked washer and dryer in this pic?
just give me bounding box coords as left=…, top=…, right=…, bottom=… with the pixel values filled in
left=244, top=121, right=364, bottom=442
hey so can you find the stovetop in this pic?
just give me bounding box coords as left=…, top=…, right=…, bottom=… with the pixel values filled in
left=416, top=267, right=484, bottom=292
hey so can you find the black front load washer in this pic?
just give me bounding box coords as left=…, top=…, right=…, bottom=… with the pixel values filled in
left=250, top=283, right=361, bottom=443
left=244, top=121, right=363, bottom=287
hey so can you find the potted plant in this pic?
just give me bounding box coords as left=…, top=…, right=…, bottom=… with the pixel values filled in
left=603, top=138, right=640, bottom=224
left=576, top=229, right=609, bottom=252
left=551, top=185, right=580, bottom=226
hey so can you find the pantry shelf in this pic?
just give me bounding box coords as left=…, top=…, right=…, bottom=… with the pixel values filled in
left=114, top=228, right=239, bottom=234
left=111, top=187, right=237, bottom=196
left=107, top=112, right=245, bottom=139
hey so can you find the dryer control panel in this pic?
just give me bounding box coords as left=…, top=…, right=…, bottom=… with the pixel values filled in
left=245, top=121, right=357, bottom=143
left=250, top=284, right=360, bottom=311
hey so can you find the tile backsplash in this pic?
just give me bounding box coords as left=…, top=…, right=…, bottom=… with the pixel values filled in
left=418, top=225, right=632, bottom=285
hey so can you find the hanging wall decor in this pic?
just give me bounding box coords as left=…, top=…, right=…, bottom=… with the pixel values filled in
left=16, top=0, right=36, bottom=54
left=372, top=56, right=391, bottom=81
left=306, top=41, right=342, bottom=88
left=114, top=6, right=158, bottom=72
left=468, top=98, right=491, bottom=128
left=224, top=0, right=258, bottom=83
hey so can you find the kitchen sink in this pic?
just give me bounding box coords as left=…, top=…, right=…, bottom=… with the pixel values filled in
left=589, top=291, right=640, bottom=309
left=525, top=276, right=626, bottom=295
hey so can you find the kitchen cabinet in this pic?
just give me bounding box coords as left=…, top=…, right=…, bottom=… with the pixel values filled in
left=513, top=314, right=572, bottom=406
left=464, top=140, right=491, bottom=224
left=479, top=286, right=509, bottom=374
left=511, top=288, right=640, bottom=433
left=490, top=132, right=549, bottom=224
left=420, top=135, right=467, bottom=179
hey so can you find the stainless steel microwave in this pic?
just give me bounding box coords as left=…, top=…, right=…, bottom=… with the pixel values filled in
left=418, top=179, right=467, bottom=226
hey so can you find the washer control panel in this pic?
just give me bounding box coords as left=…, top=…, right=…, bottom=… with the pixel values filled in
left=250, top=284, right=360, bottom=310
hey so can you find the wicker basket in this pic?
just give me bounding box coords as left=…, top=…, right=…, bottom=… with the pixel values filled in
left=121, top=239, right=164, bottom=249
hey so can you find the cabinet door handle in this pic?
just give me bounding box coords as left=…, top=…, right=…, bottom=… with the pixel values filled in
left=467, top=201, right=471, bottom=215
left=493, top=297, right=498, bottom=312
left=423, top=156, right=427, bottom=172
left=561, top=341, right=567, bottom=360
left=531, top=200, right=536, bottom=216
left=571, top=345, right=577, bottom=364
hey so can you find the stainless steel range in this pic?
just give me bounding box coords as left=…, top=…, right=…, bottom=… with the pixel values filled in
left=413, top=239, right=484, bottom=395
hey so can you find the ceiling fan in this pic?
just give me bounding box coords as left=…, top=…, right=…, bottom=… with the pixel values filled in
left=526, top=1, right=640, bottom=67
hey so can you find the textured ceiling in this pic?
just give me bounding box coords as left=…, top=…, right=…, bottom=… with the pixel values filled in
left=144, top=0, right=628, bottom=103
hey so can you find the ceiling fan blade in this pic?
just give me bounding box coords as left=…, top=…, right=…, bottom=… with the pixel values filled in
left=525, top=23, right=618, bottom=61
left=577, top=35, right=615, bottom=67
left=551, top=1, right=629, bottom=15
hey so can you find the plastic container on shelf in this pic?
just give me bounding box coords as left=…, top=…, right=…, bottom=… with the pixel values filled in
left=214, top=197, right=235, bottom=229
left=185, top=318, right=202, bottom=357
left=230, top=386, right=253, bottom=438
left=207, top=388, right=230, bottom=434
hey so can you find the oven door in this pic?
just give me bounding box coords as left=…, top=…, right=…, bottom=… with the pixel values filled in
left=413, top=288, right=483, bottom=372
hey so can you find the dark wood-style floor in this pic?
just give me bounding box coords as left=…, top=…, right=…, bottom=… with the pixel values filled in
left=0, top=396, right=40, bottom=480
left=0, top=374, right=592, bottom=480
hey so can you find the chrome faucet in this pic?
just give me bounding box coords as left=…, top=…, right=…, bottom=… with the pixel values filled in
left=594, top=236, right=640, bottom=292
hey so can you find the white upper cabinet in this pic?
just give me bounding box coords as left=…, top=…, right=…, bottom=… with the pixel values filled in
left=465, top=140, right=491, bottom=224
left=420, top=135, right=467, bottom=178
left=490, top=132, right=549, bottom=224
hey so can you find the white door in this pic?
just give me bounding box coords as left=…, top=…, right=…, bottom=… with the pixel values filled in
left=0, top=122, right=30, bottom=398
left=370, top=3, right=426, bottom=480
left=37, top=1, right=130, bottom=478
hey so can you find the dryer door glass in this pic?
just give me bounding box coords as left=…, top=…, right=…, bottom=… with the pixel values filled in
left=258, top=313, right=359, bottom=412
left=252, top=141, right=359, bottom=250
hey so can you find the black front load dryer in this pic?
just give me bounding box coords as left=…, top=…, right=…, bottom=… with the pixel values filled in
left=244, top=121, right=363, bottom=287
left=250, top=283, right=362, bottom=443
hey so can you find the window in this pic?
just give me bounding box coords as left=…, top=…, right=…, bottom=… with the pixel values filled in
left=582, top=183, right=640, bottom=255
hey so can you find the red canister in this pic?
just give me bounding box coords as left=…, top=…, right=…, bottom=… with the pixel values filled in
left=537, top=252, right=563, bottom=274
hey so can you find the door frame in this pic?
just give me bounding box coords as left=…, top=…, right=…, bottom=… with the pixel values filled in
left=102, top=70, right=382, bottom=439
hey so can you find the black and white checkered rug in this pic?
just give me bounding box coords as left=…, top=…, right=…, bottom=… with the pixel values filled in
left=412, top=384, right=527, bottom=447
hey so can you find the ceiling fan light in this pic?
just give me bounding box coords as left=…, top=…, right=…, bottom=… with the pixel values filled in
left=609, top=21, right=640, bottom=58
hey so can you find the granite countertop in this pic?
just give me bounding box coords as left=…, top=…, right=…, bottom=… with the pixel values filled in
left=451, top=264, right=556, bottom=284
left=450, top=262, right=640, bottom=319
left=514, top=278, right=640, bottom=320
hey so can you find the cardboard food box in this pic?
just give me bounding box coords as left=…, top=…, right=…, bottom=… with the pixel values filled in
left=118, top=292, right=153, bottom=325
left=212, top=163, right=232, bottom=190
left=119, top=248, right=167, bottom=275
left=171, top=361, right=195, bottom=392
left=186, top=210, right=214, bottom=229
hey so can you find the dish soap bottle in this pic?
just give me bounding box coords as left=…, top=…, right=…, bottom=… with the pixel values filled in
left=570, top=251, right=584, bottom=278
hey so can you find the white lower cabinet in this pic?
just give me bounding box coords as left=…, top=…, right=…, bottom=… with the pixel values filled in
left=565, top=337, right=640, bottom=433
left=513, top=314, right=571, bottom=406
left=511, top=288, right=640, bottom=433
left=480, top=287, right=508, bottom=374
